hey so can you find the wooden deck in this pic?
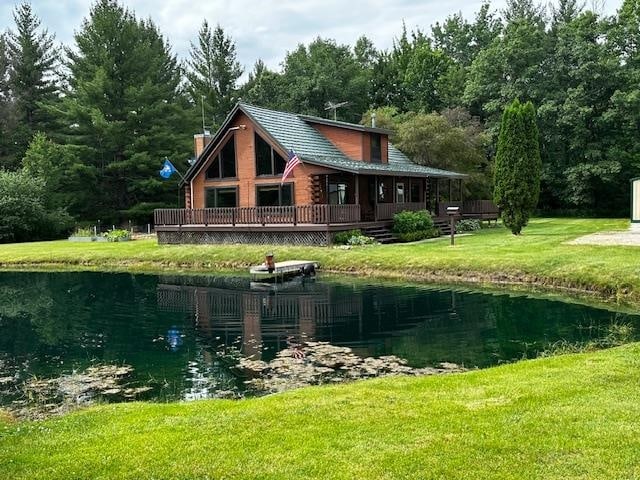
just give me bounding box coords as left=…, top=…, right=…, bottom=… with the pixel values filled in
left=153, top=201, right=499, bottom=245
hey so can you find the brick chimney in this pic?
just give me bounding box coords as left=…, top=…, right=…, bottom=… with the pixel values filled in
left=194, top=133, right=212, bottom=158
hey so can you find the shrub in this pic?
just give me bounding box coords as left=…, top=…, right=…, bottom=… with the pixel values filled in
left=104, top=229, right=131, bottom=242
left=333, top=229, right=375, bottom=246
left=392, top=210, right=439, bottom=242
left=456, top=219, right=481, bottom=232
left=347, top=234, right=376, bottom=246
left=73, top=227, right=94, bottom=237
left=0, top=170, right=74, bottom=243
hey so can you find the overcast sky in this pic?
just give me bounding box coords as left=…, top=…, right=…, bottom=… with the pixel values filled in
left=0, top=0, right=622, bottom=77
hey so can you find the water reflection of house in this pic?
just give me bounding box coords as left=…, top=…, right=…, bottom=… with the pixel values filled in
left=157, top=276, right=364, bottom=359
left=155, top=276, right=502, bottom=364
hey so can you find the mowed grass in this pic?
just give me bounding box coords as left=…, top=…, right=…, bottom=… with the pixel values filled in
left=1, top=344, right=640, bottom=479
left=0, top=218, right=639, bottom=304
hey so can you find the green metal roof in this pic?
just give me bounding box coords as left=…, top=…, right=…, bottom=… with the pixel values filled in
left=240, top=103, right=465, bottom=179
left=185, top=102, right=465, bottom=182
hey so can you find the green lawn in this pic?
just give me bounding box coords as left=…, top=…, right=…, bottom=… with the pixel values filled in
left=0, top=218, right=638, bottom=305
left=1, top=343, right=639, bottom=479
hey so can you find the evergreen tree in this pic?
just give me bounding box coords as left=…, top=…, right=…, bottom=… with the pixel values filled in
left=493, top=99, right=541, bottom=234
left=57, top=0, right=193, bottom=222
left=186, top=21, right=243, bottom=128
left=0, top=34, right=15, bottom=167
left=4, top=2, right=59, bottom=168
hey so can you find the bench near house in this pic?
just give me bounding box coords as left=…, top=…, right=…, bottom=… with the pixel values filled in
left=154, top=102, right=494, bottom=245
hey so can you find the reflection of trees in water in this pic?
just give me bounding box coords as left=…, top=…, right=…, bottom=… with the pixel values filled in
left=0, top=272, right=195, bottom=390
left=2, top=271, right=637, bottom=405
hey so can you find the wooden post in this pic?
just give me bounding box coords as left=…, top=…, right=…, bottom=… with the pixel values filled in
left=293, top=206, right=297, bottom=226
left=325, top=174, right=330, bottom=204
left=354, top=173, right=359, bottom=205
left=374, top=177, right=379, bottom=221
left=450, top=215, right=455, bottom=246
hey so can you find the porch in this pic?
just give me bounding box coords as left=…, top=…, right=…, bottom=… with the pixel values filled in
left=154, top=203, right=426, bottom=228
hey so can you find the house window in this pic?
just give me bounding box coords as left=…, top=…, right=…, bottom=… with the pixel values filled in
left=329, top=183, right=348, bottom=205
left=371, top=133, right=382, bottom=163
left=255, top=132, right=286, bottom=176
left=205, top=187, right=238, bottom=208
left=256, top=184, right=293, bottom=206
left=410, top=180, right=421, bottom=203
left=206, top=137, right=236, bottom=179
left=396, top=182, right=405, bottom=203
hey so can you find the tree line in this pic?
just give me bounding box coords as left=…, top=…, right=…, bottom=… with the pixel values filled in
left=0, top=0, right=639, bottom=241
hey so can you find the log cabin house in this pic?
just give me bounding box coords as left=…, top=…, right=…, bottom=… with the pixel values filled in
left=154, top=102, right=491, bottom=245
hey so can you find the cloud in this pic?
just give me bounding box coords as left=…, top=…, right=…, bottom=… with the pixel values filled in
left=2, top=0, right=622, bottom=78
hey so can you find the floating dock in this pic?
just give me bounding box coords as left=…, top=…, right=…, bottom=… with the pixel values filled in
left=249, top=260, right=318, bottom=283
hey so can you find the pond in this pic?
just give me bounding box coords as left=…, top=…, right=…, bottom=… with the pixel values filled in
left=0, top=271, right=638, bottom=417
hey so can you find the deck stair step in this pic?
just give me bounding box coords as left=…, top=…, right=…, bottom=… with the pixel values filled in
left=362, top=226, right=396, bottom=244
left=433, top=218, right=453, bottom=236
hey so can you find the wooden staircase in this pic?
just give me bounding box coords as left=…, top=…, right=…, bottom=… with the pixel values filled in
left=433, top=218, right=453, bottom=236
left=362, top=225, right=396, bottom=244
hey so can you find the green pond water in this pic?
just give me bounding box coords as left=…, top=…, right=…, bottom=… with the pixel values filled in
left=0, top=271, right=638, bottom=410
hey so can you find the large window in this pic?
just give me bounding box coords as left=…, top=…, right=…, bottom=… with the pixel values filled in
left=329, top=183, right=348, bottom=205
left=206, top=137, right=236, bottom=179
left=255, top=133, right=286, bottom=176
left=410, top=180, right=421, bottom=203
left=256, top=184, right=293, bottom=206
left=371, top=133, right=382, bottom=163
left=205, top=187, right=238, bottom=208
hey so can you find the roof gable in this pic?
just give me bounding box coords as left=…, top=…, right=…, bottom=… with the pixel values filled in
left=184, top=102, right=465, bottom=183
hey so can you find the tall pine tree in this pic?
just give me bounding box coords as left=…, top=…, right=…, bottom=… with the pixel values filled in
left=186, top=21, right=243, bottom=129
left=5, top=2, right=59, bottom=168
left=0, top=34, right=15, bottom=167
left=57, top=0, right=193, bottom=222
left=493, top=99, right=541, bottom=234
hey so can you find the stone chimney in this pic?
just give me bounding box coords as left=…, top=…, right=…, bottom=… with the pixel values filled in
left=194, top=132, right=212, bottom=158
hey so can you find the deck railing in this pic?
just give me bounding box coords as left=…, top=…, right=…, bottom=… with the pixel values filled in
left=437, top=200, right=499, bottom=218
left=154, top=204, right=361, bottom=226
left=375, top=202, right=426, bottom=220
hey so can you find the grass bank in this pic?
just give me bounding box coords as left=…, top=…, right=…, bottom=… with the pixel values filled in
left=0, top=218, right=638, bottom=305
left=1, top=343, right=639, bottom=479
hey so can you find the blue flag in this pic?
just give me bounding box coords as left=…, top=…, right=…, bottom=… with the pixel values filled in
left=159, top=159, right=177, bottom=179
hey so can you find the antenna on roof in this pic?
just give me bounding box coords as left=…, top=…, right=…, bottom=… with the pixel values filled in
left=324, top=101, right=349, bottom=121
left=201, top=96, right=211, bottom=135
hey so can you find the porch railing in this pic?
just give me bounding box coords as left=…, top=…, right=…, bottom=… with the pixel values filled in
left=437, top=200, right=499, bottom=218
left=375, top=202, right=425, bottom=220
left=154, top=204, right=361, bottom=227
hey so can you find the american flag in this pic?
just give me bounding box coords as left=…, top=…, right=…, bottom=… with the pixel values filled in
left=281, top=149, right=301, bottom=183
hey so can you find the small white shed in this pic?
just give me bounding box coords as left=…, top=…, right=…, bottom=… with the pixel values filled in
left=632, top=177, right=640, bottom=232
